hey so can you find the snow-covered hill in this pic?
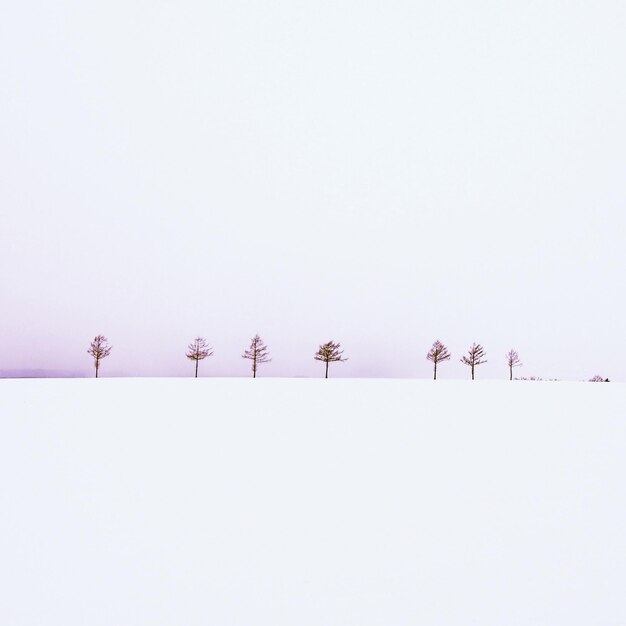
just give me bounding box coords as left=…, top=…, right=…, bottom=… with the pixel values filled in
left=1, top=379, right=624, bottom=625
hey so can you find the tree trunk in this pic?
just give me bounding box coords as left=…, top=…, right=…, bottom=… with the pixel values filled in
left=434, top=360, right=437, bottom=380
left=95, top=359, right=99, bottom=378
left=509, top=365, right=512, bottom=381
left=325, top=361, right=329, bottom=379
left=195, top=359, right=198, bottom=378
left=471, top=364, right=475, bottom=380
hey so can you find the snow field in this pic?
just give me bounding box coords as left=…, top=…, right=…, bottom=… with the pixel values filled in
left=1, top=378, right=625, bottom=625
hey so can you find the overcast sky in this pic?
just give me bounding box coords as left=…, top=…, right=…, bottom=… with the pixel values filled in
left=1, top=0, right=625, bottom=380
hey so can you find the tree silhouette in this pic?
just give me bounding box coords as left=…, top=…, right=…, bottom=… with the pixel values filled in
left=242, top=334, right=271, bottom=378
left=506, top=349, right=522, bottom=380
left=87, top=335, right=112, bottom=378
left=186, top=337, right=214, bottom=377
left=426, top=340, right=451, bottom=380
left=314, top=341, right=347, bottom=378
left=460, top=343, right=487, bottom=380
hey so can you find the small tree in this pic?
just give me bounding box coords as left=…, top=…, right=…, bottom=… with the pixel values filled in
left=88, top=334, right=112, bottom=378
left=186, top=337, right=214, bottom=377
left=460, top=343, right=487, bottom=380
left=506, top=349, right=522, bottom=380
left=314, top=341, right=347, bottom=378
left=426, top=340, right=451, bottom=380
left=242, top=334, right=271, bottom=378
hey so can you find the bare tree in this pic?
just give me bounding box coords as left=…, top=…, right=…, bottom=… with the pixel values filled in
left=87, top=334, right=112, bottom=378
left=314, top=341, right=347, bottom=378
left=426, top=340, right=451, bottom=380
left=460, top=343, right=487, bottom=380
left=506, top=349, right=522, bottom=380
left=186, top=337, right=214, bottom=377
left=242, top=334, right=271, bottom=378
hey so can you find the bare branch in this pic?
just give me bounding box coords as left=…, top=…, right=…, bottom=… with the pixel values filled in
left=186, top=337, right=214, bottom=362
left=426, top=340, right=451, bottom=363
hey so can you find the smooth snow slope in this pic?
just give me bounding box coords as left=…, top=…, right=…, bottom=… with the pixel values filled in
left=1, top=379, right=625, bottom=626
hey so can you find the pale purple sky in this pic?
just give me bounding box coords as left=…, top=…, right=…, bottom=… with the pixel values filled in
left=1, top=1, right=625, bottom=380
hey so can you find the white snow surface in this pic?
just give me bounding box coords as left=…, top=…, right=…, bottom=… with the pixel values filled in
left=1, top=378, right=625, bottom=626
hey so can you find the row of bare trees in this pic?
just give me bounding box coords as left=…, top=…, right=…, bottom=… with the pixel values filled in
left=426, top=340, right=522, bottom=380
left=190, top=335, right=347, bottom=378
left=87, top=335, right=610, bottom=380
left=89, top=334, right=525, bottom=379
left=88, top=334, right=347, bottom=379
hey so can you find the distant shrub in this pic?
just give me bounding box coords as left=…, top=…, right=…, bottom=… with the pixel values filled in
left=589, top=375, right=610, bottom=382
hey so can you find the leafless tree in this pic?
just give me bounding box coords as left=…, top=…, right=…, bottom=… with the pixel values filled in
left=506, top=349, right=522, bottom=380
left=314, top=341, right=347, bottom=378
left=186, top=337, right=214, bottom=377
left=242, top=334, right=271, bottom=378
left=426, top=340, right=451, bottom=380
left=460, top=343, right=487, bottom=380
left=87, top=334, right=112, bottom=378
